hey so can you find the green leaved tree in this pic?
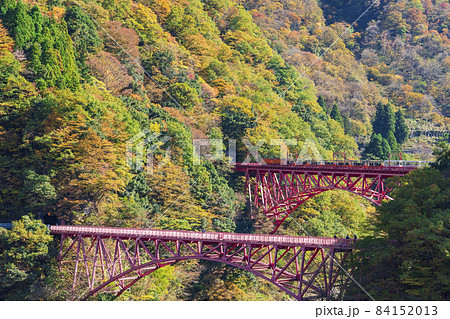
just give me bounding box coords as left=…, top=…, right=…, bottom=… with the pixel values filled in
left=0, top=216, right=54, bottom=300
left=348, top=150, right=450, bottom=300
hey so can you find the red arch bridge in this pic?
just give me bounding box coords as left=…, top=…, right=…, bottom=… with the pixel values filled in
left=235, top=161, right=421, bottom=233
left=51, top=225, right=356, bottom=301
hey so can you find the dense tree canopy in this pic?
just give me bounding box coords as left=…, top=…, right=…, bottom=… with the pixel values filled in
left=0, top=0, right=448, bottom=301
left=350, top=148, right=450, bottom=300
left=0, top=216, right=54, bottom=300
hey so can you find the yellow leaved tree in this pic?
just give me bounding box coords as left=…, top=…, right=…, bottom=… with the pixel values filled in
left=0, top=19, right=13, bottom=53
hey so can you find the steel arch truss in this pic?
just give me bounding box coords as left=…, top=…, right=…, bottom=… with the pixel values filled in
left=55, top=229, right=354, bottom=301
left=245, top=169, right=394, bottom=233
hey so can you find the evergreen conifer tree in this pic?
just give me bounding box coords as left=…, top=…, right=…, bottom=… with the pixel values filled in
left=330, top=103, right=344, bottom=127
left=372, top=102, right=396, bottom=139
left=64, top=5, right=101, bottom=80
left=363, top=133, right=392, bottom=160
left=317, top=95, right=327, bottom=112
left=28, top=42, right=41, bottom=70
left=394, top=109, right=409, bottom=144
left=383, top=103, right=395, bottom=138
left=0, top=0, right=16, bottom=27
left=29, top=5, right=43, bottom=36
left=55, top=19, right=80, bottom=89
left=26, top=16, right=80, bottom=90
left=10, top=0, right=35, bottom=50
left=363, top=133, right=383, bottom=160
left=387, top=131, right=398, bottom=153
left=64, top=5, right=101, bottom=55
left=292, top=102, right=312, bottom=122
left=372, top=102, right=385, bottom=136
left=381, top=138, right=391, bottom=160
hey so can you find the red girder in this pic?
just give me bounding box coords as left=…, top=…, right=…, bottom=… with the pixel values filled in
left=236, top=163, right=415, bottom=233
left=51, top=225, right=355, bottom=301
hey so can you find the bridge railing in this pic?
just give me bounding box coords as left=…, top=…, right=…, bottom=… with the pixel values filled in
left=238, top=159, right=431, bottom=168
left=50, top=225, right=355, bottom=248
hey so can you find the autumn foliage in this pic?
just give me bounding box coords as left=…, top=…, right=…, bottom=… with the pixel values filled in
left=0, top=19, right=13, bottom=52
left=0, top=0, right=448, bottom=301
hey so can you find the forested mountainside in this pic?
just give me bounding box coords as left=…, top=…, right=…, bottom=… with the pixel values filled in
left=0, top=0, right=448, bottom=300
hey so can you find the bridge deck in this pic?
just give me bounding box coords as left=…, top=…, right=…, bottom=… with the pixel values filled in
left=50, top=225, right=355, bottom=249
left=235, top=162, right=416, bottom=175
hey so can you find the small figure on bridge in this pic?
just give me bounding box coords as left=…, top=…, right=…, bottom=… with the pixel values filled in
left=202, top=229, right=206, bottom=233
left=333, top=235, right=337, bottom=238
left=354, top=235, right=357, bottom=240
left=346, top=235, right=350, bottom=239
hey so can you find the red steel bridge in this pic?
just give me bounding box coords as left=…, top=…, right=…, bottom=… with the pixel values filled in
left=51, top=225, right=355, bottom=301
left=50, top=160, right=424, bottom=300
left=235, top=160, right=423, bottom=233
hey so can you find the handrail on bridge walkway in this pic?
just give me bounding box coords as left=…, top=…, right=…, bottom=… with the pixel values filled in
left=49, top=225, right=355, bottom=250
left=234, top=159, right=429, bottom=174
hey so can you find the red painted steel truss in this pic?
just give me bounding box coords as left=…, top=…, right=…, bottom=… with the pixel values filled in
left=51, top=226, right=355, bottom=301
left=236, top=163, right=415, bottom=233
